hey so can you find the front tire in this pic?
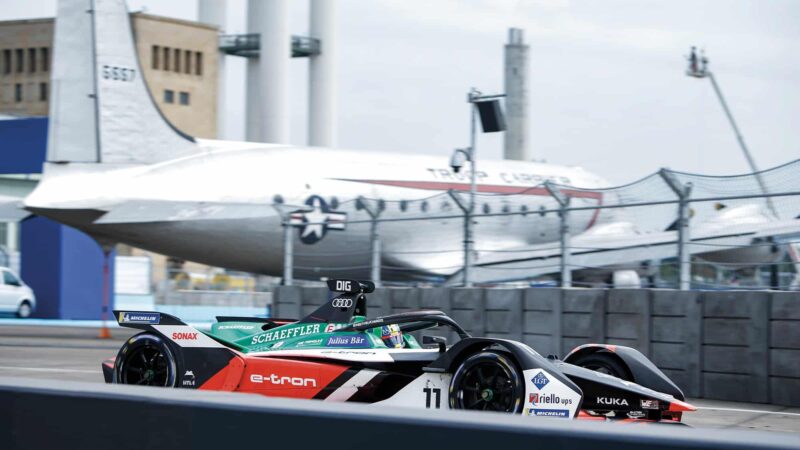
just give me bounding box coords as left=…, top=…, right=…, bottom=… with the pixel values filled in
left=113, top=333, right=178, bottom=387
left=449, top=351, right=524, bottom=413
left=16, top=301, right=32, bottom=318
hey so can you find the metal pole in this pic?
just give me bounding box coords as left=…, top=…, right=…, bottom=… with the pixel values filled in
left=545, top=182, right=571, bottom=287
left=463, top=89, right=479, bottom=288
left=706, top=73, right=777, bottom=218
left=358, top=197, right=382, bottom=287
left=282, top=216, right=293, bottom=286
left=660, top=170, right=692, bottom=290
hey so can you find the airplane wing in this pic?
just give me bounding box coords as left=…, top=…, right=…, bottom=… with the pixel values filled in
left=93, top=200, right=280, bottom=224
left=447, top=216, right=800, bottom=285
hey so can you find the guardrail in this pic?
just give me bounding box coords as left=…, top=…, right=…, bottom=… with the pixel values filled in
left=274, top=287, right=800, bottom=407
left=0, top=377, right=796, bottom=450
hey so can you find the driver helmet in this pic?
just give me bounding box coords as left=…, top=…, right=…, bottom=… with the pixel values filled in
left=378, top=324, right=403, bottom=348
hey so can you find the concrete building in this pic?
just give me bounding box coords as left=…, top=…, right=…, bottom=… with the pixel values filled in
left=0, top=13, right=219, bottom=138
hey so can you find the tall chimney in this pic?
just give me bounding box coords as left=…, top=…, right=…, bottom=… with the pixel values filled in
left=503, top=28, right=529, bottom=160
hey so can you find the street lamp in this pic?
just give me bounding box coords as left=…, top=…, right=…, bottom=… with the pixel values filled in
left=685, top=47, right=777, bottom=218
left=449, top=88, right=506, bottom=287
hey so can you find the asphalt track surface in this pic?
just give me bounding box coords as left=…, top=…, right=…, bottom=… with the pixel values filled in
left=1, top=325, right=799, bottom=434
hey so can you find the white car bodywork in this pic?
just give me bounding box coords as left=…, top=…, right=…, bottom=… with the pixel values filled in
left=0, top=268, right=35, bottom=318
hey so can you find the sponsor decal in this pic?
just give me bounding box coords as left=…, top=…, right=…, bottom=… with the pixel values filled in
left=182, top=370, right=196, bottom=387
left=171, top=332, right=198, bottom=341
left=331, top=297, right=354, bottom=308
left=334, top=280, right=352, bottom=292
left=640, top=399, right=660, bottom=410
left=527, top=408, right=570, bottom=418
left=119, top=312, right=160, bottom=324
left=529, top=393, right=573, bottom=407
left=250, top=373, right=317, bottom=387
left=251, top=323, right=321, bottom=345
left=324, top=323, right=347, bottom=333
left=217, top=324, right=257, bottom=330
left=531, top=371, right=550, bottom=390
left=628, top=411, right=646, bottom=418
left=296, top=339, right=324, bottom=347
left=326, top=335, right=371, bottom=348
left=272, top=341, right=284, bottom=349
left=356, top=318, right=384, bottom=328
left=597, top=397, right=629, bottom=406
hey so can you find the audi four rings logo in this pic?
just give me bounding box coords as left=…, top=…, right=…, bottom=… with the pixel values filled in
left=332, top=298, right=353, bottom=308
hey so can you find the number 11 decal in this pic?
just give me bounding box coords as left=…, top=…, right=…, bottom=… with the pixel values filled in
left=423, top=387, right=441, bottom=408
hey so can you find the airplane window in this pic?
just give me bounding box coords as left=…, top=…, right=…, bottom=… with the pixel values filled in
left=421, top=201, right=428, bottom=212
left=520, top=205, right=528, bottom=216
left=330, top=197, right=339, bottom=209
left=483, top=204, right=490, bottom=215
left=399, top=200, right=408, bottom=212
left=502, top=204, right=510, bottom=214
left=539, top=205, right=547, bottom=217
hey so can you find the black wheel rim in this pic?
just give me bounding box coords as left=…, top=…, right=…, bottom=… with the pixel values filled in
left=122, top=345, right=169, bottom=386
left=583, top=363, right=614, bottom=376
left=456, top=361, right=517, bottom=412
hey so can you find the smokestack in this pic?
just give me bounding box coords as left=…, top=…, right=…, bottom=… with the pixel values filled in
left=503, top=28, right=529, bottom=161
left=246, top=0, right=290, bottom=144
left=308, top=0, right=338, bottom=147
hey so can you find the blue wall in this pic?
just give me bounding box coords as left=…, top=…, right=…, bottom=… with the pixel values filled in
left=20, top=216, right=115, bottom=320
left=0, top=118, right=47, bottom=174
left=3, top=117, right=114, bottom=319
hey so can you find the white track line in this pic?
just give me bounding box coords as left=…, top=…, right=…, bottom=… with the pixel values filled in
left=0, top=366, right=97, bottom=374
left=697, top=406, right=800, bottom=417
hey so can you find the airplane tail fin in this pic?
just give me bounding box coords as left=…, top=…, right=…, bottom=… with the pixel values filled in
left=47, top=0, right=197, bottom=165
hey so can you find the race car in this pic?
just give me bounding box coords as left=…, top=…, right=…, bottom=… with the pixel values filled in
left=103, top=279, right=695, bottom=422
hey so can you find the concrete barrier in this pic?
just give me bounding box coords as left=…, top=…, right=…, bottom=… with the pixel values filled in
left=0, top=377, right=796, bottom=450
left=274, top=287, right=800, bottom=406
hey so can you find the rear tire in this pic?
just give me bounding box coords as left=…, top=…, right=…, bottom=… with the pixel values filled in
left=570, top=351, right=631, bottom=381
left=16, top=301, right=32, bottom=319
left=113, top=333, right=178, bottom=387
left=449, top=351, right=524, bottom=413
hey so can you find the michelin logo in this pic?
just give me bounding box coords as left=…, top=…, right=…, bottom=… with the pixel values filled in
left=119, top=312, right=160, bottom=324
left=527, top=408, right=570, bottom=418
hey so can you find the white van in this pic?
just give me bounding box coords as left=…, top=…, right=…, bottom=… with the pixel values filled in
left=0, top=268, right=36, bottom=318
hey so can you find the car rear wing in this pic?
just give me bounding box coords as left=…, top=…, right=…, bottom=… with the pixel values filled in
left=114, top=310, right=186, bottom=330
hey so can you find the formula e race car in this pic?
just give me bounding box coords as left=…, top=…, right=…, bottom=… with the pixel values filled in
left=103, top=279, right=695, bottom=422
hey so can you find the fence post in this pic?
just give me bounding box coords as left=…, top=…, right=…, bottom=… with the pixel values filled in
left=659, top=170, right=693, bottom=290
left=357, top=197, right=383, bottom=287
left=273, top=206, right=295, bottom=286
left=545, top=182, right=571, bottom=288
left=448, top=190, right=473, bottom=287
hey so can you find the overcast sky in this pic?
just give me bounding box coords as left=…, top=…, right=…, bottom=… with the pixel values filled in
left=4, top=0, right=799, bottom=184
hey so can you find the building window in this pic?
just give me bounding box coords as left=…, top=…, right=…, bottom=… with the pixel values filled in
left=184, top=50, right=192, bottom=74
left=151, top=45, right=159, bottom=69
left=174, top=48, right=181, bottom=73
left=14, top=83, right=22, bottom=102
left=195, top=51, right=202, bottom=76
left=28, top=48, right=36, bottom=72
left=2, top=50, right=10, bottom=75
left=39, top=82, right=47, bottom=101
left=41, top=47, right=48, bottom=71
left=179, top=91, right=189, bottom=105
left=15, top=49, right=23, bottom=73
left=164, top=89, right=174, bottom=103
left=163, top=46, right=170, bottom=71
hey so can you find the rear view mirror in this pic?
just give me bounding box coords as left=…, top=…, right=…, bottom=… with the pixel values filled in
left=422, top=335, right=447, bottom=352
